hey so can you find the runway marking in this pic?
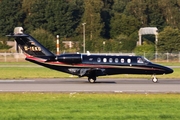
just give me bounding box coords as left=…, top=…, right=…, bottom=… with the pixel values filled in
left=0, top=80, right=35, bottom=82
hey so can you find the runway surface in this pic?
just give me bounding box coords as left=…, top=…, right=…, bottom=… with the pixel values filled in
left=0, top=78, right=180, bottom=93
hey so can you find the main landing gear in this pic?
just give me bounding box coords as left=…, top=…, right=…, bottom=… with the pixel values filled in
left=88, top=76, right=96, bottom=83
left=152, top=75, right=158, bottom=83
left=87, top=70, right=97, bottom=83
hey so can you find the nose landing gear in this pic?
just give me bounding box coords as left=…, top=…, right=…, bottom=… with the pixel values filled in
left=152, top=75, right=158, bottom=83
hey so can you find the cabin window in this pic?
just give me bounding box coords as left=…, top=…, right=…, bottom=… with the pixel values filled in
left=127, top=59, right=131, bottom=63
left=121, top=58, right=124, bottom=63
left=97, top=58, right=101, bottom=62
left=109, top=58, right=113, bottom=63
left=103, top=58, right=107, bottom=62
left=137, top=57, right=143, bottom=63
left=115, top=58, right=119, bottom=63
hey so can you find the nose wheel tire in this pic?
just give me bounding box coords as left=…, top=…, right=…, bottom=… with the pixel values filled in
left=152, top=76, right=158, bottom=83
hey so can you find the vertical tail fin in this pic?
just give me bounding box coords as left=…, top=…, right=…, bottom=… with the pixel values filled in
left=8, top=27, right=55, bottom=60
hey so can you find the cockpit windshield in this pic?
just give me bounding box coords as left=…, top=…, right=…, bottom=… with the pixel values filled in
left=137, top=56, right=151, bottom=64
left=142, top=57, right=151, bottom=64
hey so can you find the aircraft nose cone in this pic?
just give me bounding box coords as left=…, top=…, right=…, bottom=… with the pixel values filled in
left=152, top=63, right=174, bottom=74
left=165, top=67, right=173, bottom=74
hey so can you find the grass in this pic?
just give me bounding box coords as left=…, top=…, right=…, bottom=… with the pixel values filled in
left=0, top=62, right=179, bottom=79
left=0, top=67, right=70, bottom=79
left=0, top=93, right=180, bottom=120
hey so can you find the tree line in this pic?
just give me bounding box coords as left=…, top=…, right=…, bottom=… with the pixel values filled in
left=0, top=0, right=180, bottom=54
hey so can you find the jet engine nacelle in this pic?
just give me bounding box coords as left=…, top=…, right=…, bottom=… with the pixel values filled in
left=57, top=54, right=82, bottom=64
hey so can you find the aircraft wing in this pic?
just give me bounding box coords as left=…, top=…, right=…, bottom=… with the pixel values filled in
left=81, top=68, right=106, bottom=77
left=68, top=68, right=105, bottom=77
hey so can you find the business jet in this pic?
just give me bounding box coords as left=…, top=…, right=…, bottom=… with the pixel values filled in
left=7, top=27, right=173, bottom=83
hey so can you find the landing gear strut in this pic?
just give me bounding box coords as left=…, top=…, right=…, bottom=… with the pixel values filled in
left=88, top=70, right=97, bottom=83
left=152, top=75, right=158, bottom=83
left=88, top=76, right=96, bottom=83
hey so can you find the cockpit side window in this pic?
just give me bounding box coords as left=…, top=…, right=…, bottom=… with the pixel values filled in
left=137, top=57, right=143, bottom=63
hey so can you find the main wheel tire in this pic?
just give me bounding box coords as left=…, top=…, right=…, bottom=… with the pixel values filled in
left=88, top=77, right=96, bottom=83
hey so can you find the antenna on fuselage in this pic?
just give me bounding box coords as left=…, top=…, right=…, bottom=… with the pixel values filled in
left=87, top=51, right=91, bottom=56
